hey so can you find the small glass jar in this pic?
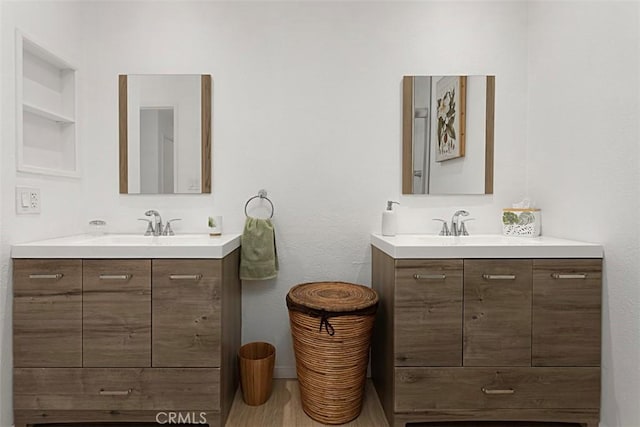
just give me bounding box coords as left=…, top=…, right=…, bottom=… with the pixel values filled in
left=208, top=216, right=223, bottom=236
left=88, top=219, right=107, bottom=236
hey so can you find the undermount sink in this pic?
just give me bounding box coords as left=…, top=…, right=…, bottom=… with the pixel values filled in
left=371, top=233, right=603, bottom=259
left=11, top=233, right=241, bottom=259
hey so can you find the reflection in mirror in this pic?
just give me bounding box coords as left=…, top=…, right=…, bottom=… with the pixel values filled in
left=119, top=74, right=211, bottom=194
left=140, top=107, right=174, bottom=193
left=402, top=75, right=494, bottom=195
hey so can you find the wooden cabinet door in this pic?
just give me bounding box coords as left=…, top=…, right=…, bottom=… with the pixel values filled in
left=394, top=259, right=463, bottom=366
left=533, top=259, right=602, bottom=367
left=464, top=259, right=532, bottom=367
left=83, top=260, right=151, bottom=367
left=152, top=259, right=221, bottom=367
left=13, top=259, right=82, bottom=367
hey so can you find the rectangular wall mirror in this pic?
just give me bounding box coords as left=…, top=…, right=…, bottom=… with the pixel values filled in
left=119, top=74, right=211, bottom=194
left=402, top=75, right=495, bottom=195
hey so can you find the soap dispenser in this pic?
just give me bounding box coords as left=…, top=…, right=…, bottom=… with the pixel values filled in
left=382, top=201, right=399, bottom=236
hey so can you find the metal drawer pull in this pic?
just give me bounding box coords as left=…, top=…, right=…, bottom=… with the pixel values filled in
left=99, top=274, right=131, bottom=280
left=413, top=274, right=446, bottom=280
left=481, top=387, right=515, bottom=395
left=99, top=388, right=132, bottom=396
left=29, top=274, right=63, bottom=280
left=482, top=274, right=516, bottom=280
left=551, top=273, right=588, bottom=279
left=169, top=274, right=203, bottom=280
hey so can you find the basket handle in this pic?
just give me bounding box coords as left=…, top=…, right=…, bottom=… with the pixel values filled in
left=319, top=314, right=335, bottom=336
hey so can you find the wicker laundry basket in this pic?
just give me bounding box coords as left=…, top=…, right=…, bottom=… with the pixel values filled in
left=286, top=281, right=379, bottom=425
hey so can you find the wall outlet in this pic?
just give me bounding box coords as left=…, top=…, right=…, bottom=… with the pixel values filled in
left=16, top=186, right=41, bottom=214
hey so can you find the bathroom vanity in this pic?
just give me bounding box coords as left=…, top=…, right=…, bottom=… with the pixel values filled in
left=12, top=234, right=241, bottom=427
left=371, top=234, right=603, bottom=427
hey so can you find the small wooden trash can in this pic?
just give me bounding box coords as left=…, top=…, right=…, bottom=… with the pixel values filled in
left=286, top=281, right=379, bottom=425
left=239, top=342, right=275, bottom=406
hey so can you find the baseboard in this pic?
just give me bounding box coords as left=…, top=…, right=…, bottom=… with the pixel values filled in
left=274, top=365, right=297, bottom=378
left=274, top=366, right=371, bottom=379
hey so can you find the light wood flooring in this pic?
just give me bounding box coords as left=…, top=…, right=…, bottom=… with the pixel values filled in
left=226, top=379, right=389, bottom=427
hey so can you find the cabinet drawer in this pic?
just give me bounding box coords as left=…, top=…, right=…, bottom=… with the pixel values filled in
left=533, top=259, right=602, bottom=367
left=464, top=260, right=532, bottom=367
left=395, top=367, right=600, bottom=411
left=152, top=259, right=221, bottom=367
left=13, top=259, right=82, bottom=367
left=14, top=367, right=220, bottom=411
left=83, top=260, right=151, bottom=367
left=394, top=260, right=463, bottom=366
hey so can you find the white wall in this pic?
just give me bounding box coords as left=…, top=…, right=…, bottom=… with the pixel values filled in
left=526, top=2, right=640, bottom=426
left=78, top=1, right=529, bottom=378
left=0, top=2, right=86, bottom=426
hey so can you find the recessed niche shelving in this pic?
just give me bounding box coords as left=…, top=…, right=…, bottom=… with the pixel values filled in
left=16, top=30, right=79, bottom=178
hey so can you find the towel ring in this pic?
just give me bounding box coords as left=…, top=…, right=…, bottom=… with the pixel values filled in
left=244, top=189, right=274, bottom=219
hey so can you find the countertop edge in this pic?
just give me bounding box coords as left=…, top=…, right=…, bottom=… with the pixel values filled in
left=370, top=234, right=604, bottom=259
left=11, top=234, right=242, bottom=259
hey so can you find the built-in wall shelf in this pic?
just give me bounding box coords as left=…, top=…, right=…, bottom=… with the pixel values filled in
left=16, top=30, right=79, bottom=178
left=23, top=103, right=75, bottom=124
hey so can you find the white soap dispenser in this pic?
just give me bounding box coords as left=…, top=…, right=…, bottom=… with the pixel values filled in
left=382, top=201, right=399, bottom=236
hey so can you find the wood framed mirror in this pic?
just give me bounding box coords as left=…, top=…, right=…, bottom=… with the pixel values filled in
left=119, top=74, right=211, bottom=194
left=402, top=75, right=494, bottom=195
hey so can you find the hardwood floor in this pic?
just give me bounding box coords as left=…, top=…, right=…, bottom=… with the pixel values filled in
left=226, top=379, right=389, bottom=427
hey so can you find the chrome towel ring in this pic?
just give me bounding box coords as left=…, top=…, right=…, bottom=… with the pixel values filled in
left=244, top=189, right=274, bottom=219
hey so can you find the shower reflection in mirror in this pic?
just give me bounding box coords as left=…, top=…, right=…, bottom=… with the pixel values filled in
left=411, top=76, right=432, bottom=194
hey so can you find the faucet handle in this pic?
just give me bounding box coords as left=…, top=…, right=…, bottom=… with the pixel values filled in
left=459, top=218, right=475, bottom=236
left=138, top=218, right=154, bottom=236
left=432, top=219, right=450, bottom=236
left=162, top=218, right=182, bottom=236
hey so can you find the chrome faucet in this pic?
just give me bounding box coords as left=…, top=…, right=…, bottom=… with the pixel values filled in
left=144, top=210, right=163, bottom=236
left=162, top=218, right=182, bottom=236
left=433, top=210, right=472, bottom=236
left=450, top=210, right=469, bottom=236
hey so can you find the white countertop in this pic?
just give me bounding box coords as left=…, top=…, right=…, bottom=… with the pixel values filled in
left=11, top=233, right=241, bottom=259
left=371, top=234, right=603, bottom=259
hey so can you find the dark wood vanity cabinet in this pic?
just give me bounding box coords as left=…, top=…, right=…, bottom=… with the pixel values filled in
left=532, top=259, right=602, bottom=367
left=394, top=259, right=463, bottom=367
left=13, top=259, right=82, bottom=367
left=372, top=247, right=602, bottom=427
left=82, top=259, right=152, bottom=367
left=152, top=259, right=222, bottom=367
left=13, top=251, right=240, bottom=427
left=463, top=259, right=533, bottom=367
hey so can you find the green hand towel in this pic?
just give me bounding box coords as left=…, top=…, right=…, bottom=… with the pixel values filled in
left=240, top=217, right=278, bottom=281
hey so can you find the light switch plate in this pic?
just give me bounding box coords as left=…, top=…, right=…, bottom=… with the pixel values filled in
left=16, top=186, right=40, bottom=214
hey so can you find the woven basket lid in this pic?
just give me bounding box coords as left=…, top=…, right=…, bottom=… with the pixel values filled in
left=287, top=281, right=378, bottom=313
